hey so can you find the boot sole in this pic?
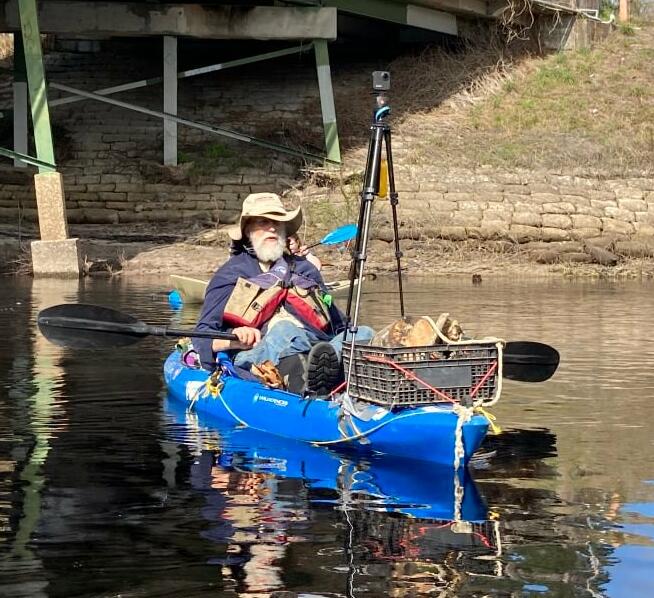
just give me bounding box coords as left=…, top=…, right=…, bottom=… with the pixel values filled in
left=306, top=344, right=340, bottom=396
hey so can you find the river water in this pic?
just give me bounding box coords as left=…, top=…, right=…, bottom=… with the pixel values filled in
left=1, top=275, right=653, bottom=597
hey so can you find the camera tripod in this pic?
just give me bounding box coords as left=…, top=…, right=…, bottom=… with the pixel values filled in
left=343, top=74, right=406, bottom=389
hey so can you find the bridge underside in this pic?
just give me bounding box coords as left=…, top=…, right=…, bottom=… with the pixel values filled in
left=0, top=0, right=594, bottom=275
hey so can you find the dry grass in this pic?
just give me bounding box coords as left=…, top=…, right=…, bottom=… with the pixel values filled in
left=9, top=243, right=33, bottom=276
left=333, top=32, right=520, bottom=153
left=398, top=21, right=654, bottom=174
left=329, top=20, right=654, bottom=176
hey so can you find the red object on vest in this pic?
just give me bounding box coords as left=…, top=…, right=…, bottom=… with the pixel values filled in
left=223, top=286, right=329, bottom=332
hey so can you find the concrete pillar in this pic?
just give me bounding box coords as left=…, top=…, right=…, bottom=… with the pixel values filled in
left=34, top=172, right=68, bottom=241
left=314, top=40, right=341, bottom=164
left=31, top=172, right=81, bottom=277
left=13, top=34, right=28, bottom=168
left=163, top=35, right=177, bottom=166
left=18, top=0, right=80, bottom=276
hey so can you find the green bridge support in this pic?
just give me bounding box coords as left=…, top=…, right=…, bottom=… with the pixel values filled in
left=18, top=0, right=55, bottom=170
left=17, top=0, right=81, bottom=276
left=314, top=40, right=341, bottom=164
left=13, top=35, right=28, bottom=168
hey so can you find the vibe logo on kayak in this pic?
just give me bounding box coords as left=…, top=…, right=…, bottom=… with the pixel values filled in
left=253, top=393, right=288, bottom=408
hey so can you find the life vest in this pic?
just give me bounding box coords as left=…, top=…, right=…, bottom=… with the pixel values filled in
left=222, top=257, right=332, bottom=332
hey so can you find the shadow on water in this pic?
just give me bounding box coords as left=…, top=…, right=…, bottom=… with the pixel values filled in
left=475, top=428, right=558, bottom=470
left=1, top=276, right=654, bottom=596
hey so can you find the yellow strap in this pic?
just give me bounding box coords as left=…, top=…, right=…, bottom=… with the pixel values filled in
left=205, top=371, right=224, bottom=398
left=378, top=159, right=389, bottom=199
left=476, top=406, right=502, bottom=435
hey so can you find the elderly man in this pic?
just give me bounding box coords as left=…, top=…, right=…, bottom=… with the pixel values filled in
left=193, top=192, right=373, bottom=395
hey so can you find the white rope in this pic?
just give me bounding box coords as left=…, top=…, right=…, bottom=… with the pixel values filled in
left=311, top=408, right=447, bottom=446
left=452, top=403, right=473, bottom=471
left=216, top=385, right=250, bottom=427
left=453, top=470, right=464, bottom=522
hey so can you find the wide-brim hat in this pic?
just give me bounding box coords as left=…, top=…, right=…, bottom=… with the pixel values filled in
left=227, top=192, right=303, bottom=241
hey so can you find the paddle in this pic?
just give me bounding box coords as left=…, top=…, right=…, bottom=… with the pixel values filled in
left=304, top=223, right=357, bottom=250
left=37, top=304, right=238, bottom=349
left=503, top=341, right=559, bottom=382
left=37, top=304, right=559, bottom=382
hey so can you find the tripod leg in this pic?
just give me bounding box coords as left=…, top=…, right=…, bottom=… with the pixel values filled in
left=345, top=193, right=375, bottom=390
left=384, top=126, right=405, bottom=318
left=343, top=124, right=384, bottom=389
left=344, top=124, right=384, bottom=330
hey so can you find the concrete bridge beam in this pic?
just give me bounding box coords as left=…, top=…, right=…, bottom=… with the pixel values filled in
left=0, top=2, right=338, bottom=40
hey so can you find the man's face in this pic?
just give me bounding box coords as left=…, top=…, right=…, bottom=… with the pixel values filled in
left=245, top=217, right=286, bottom=263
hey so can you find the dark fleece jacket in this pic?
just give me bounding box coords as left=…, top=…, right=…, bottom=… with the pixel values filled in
left=193, top=251, right=346, bottom=370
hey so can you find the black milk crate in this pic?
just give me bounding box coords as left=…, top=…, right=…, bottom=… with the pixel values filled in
left=342, top=341, right=500, bottom=407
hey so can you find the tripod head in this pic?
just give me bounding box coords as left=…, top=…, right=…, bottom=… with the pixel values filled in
left=371, top=71, right=391, bottom=122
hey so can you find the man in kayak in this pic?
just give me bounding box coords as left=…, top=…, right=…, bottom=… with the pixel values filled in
left=193, top=192, right=373, bottom=394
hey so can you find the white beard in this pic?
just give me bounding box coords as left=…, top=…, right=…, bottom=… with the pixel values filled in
left=252, top=234, right=285, bottom=263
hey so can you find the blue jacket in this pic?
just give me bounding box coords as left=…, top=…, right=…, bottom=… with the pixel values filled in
left=193, top=251, right=346, bottom=370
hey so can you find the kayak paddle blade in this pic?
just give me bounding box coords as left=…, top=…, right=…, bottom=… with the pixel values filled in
left=503, top=341, right=560, bottom=382
left=37, top=304, right=148, bottom=349
left=503, top=363, right=559, bottom=383
left=320, top=223, right=357, bottom=246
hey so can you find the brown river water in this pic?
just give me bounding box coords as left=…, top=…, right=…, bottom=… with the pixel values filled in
left=1, top=275, right=653, bottom=597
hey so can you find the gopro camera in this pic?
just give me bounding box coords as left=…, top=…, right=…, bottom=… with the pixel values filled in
left=372, top=71, right=390, bottom=92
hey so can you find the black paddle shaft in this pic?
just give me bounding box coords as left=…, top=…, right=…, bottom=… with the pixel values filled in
left=37, top=304, right=237, bottom=349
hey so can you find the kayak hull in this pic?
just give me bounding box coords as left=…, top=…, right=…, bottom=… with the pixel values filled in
left=163, top=351, right=489, bottom=466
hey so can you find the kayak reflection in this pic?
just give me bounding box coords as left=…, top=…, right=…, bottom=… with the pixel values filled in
left=164, top=396, right=503, bottom=596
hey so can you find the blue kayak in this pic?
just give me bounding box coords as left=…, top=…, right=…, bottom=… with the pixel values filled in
left=164, top=350, right=490, bottom=466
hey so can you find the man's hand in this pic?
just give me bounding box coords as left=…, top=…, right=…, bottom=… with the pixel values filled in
left=211, top=326, right=261, bottom=353
left=232, top=326, right=261, bottom=349
left=295, top=244, right=311, bottom=257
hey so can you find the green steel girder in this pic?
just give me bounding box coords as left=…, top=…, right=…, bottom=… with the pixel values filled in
left=18, top=0, right=57, bottom=173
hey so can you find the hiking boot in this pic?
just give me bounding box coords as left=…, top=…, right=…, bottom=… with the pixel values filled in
left=278, top=353, right=308, bottom=395
left=305, top=342, right=341, bottom=396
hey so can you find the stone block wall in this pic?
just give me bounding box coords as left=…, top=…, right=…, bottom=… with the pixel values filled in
left=0, top=41, right=326, bottom=225
left=308, top=168, right=654, bottom=245
left=2, top=37, right=653, bottom=248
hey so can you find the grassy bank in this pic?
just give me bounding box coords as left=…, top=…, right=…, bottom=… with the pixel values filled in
left=389, top=21, right=654, bottom=175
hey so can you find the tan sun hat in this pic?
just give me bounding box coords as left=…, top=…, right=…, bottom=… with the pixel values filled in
left=227, top=192, right=302, bottom=241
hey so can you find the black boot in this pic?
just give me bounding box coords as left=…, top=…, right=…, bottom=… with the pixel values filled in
left=277, top=353, right=308, bottom=395
left=305, top=342, right=341, bottom=396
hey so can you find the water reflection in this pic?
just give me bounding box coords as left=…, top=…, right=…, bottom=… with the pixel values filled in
left=165, top=398, right=501, bottom=597
left=0, top=279, right=79, bottom=596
